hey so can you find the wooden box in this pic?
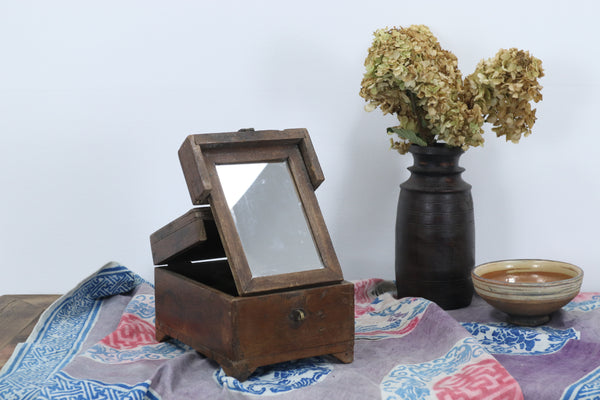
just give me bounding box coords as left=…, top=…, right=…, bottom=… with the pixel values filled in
left=150, top=129, right=354, bottom=380
left=154, top=262, right=354, bottom=380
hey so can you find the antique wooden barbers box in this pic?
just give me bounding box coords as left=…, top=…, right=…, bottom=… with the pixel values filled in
left=150, top=128, right=354, bottom=380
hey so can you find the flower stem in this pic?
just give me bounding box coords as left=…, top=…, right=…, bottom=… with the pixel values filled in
left=407, top=91, right=435, bottom=145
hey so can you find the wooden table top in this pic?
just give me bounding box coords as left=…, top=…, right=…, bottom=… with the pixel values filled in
left=0, top=295, right=61, bottom=369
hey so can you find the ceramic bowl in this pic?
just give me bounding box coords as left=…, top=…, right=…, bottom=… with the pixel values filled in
left=472, top=259, right=583, bottom=326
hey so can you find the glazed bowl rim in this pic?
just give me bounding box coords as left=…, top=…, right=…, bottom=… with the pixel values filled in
left=472, top=259, right=583, bottom=288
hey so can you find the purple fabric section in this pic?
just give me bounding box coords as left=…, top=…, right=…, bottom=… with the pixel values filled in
left=61, top=292, right=469, bottom=399
left=5, top=268, right=600, bottom=399
left=448, top=294, right=600, bottom=400
left=352, top=302, right=472, bottom=379
left=494, top=340, right=600, bottom=400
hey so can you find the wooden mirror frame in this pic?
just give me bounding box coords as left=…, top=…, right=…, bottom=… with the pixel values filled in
left=178, top=128, right=343, bottom=295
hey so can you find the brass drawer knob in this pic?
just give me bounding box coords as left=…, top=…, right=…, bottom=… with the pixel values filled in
left=290, top=308, right=306, bottom=322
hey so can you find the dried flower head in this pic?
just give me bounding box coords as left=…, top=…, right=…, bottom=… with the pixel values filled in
left=360, top=25, right=544, bottom=154
left=464, top=48, right=545, bottom=143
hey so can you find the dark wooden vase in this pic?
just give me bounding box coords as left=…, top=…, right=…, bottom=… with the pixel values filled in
left=395, top=144, right=474, bottom=310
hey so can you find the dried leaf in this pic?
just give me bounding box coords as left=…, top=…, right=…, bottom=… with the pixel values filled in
left=387, top=127, right=428, bottom=146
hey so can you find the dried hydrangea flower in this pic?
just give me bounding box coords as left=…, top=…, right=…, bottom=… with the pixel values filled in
left=464, top=48, right=544, bottom=143
left=360, top=25, right=544, bottom=154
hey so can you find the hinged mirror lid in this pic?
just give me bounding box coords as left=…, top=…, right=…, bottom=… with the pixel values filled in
left=178, top=128, right=343, bottom=295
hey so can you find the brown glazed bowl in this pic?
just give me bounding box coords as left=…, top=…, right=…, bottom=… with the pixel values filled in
left=472, top=259, right=583, bottom=326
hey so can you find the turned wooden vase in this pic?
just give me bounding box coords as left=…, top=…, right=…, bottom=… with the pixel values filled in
left=395, top=144, right=474, bottom=310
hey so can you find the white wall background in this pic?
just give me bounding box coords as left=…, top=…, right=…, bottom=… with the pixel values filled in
left=1, top=0, right=599, bottom=294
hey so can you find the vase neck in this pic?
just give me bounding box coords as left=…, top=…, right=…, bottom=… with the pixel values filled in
left=408, top=145, right=465, bottom=175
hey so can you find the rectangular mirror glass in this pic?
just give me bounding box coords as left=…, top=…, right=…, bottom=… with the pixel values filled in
left=216, top=161, right=325, bottom=278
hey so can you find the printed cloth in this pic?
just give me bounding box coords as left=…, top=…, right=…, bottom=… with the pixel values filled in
left=1, top=264, right=599, bottom=399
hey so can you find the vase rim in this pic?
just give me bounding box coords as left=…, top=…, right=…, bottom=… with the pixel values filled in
left=408, top=143, right=464, bottom=155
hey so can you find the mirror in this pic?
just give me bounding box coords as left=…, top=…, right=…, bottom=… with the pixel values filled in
left=178, top=128, right=344, bottom=295
left=216, top=161, right=324, bottom=277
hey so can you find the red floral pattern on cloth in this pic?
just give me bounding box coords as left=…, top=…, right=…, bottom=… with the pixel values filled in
left=354, top=278, right=385, bottom=318
left=354, top=279, right=430, bottom=340
left=100, top=313, right=158, bottom=350
left=358, top=315, right=421, bottom=339
left=433, top=359, right=523, bottom=400
left=82, top=293, right=189, bottom=364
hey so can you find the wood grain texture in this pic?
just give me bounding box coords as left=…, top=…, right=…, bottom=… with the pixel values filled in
left=155, top=267, right=354, bottom=380
left=0, top=295, right=60, bottom=369
left=179, top=135, right=212, bottom=205
left=150, top=207, right=226, bottom=265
